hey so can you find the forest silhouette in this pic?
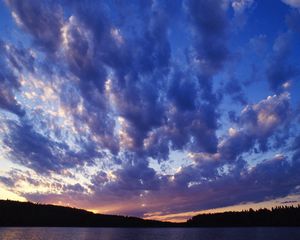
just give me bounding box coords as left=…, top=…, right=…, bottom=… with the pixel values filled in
left=0, top=200, right=299, bottom=227
left=187, top=205, right=300, bottom=227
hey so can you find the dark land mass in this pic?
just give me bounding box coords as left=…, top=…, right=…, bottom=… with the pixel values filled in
left=0, top=200, right=300, bottom=227
left=0, top=200, right=177, bottom=227
left=187, top=205, right=300, bottom=227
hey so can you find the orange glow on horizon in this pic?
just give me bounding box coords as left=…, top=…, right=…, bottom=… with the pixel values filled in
left=143, top=196, right=300, bottom=222
left=1, top=188, right=299, bottom=223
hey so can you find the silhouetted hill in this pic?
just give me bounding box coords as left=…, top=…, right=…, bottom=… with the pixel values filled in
left=1, top=200, right=300, bottom=227
left=0, top=200, right=176, bottom=227
left=187, top=206, right=300, bottom=227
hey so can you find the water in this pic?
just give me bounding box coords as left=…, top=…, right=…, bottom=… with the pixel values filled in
left=0, top=227, right=300, bottom=240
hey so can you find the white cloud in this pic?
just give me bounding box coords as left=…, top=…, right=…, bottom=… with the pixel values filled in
left=232, top=0, right=254, bottom=14
left=282, top=0, right=300, bottom=8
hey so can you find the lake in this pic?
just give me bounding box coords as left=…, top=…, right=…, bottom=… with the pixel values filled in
left=0, top=227, right=300, bottom=240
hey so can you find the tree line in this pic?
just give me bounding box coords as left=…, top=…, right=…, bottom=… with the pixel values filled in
left=187, top=205, right=300, bottom=227
left=0, top=200, right=176, bottom=227
left=0, top=200, right=299, bottom=227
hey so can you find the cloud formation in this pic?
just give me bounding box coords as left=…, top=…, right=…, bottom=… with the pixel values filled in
left=266, top=33, right=298, bottom=92
left=0, top=0, right=299, bottom=221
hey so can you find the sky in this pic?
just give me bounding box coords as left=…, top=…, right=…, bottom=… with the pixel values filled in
left=0, top=0, right=300, bottom=222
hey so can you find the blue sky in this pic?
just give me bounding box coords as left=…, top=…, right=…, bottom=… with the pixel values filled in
left=0, top=0, right=300, bottom=222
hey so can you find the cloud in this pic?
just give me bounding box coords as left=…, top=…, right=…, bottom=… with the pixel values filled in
left=220, top=93, right=291, bottom=159
left=79, top=93, right=296, bottom=217
left=266, top=33, right=298, bottom=92
left=2, top=120, right=104, bottom=174
left=168, top=70, right=197, bottom=111
left=112, top=152, right=300, bottom=217
left=0, top=0, right=300, bottom=220
left=0, top=41, right=34, bottom=116
left=232, top=0, right=254, bottom=14
left=249, top=34, right=268, bottom=56
left=282, top=0, right=300, bottom=9
left=224, top=78, right=247, bottom=105
left=187, top=0, right=229, bottom=76
left=6, top=0, right=63, bottom=53
left=286, top=9, right=300, bottom=32
left=149, top=151, right=300, bottom=216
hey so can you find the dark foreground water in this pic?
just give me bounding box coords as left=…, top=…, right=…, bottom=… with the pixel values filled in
left=0, top=227, right=300, bottom=240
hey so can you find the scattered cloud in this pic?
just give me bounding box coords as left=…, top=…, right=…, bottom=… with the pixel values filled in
left=0, top=0, right=299, bottom=221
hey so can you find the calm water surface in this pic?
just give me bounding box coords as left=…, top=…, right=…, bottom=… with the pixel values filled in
left=0, top=227, right=300, bottom=240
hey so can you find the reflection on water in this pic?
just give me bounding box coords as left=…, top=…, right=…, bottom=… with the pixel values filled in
left=0, top=227, right=300, bottom=240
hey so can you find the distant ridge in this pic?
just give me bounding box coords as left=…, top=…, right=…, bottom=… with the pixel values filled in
left=1, top=200, right=300, bottom=227
left=0, top=200, right=176, bottom=227
left=187, top=205, right=300, bottom=227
